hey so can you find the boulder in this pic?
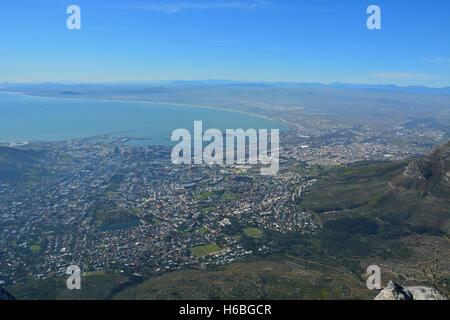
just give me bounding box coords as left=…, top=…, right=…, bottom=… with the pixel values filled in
left=375, top=281, right=447, bottom=300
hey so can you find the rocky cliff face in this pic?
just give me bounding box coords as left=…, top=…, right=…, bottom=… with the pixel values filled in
left=375, top=281, right=447, bottom=300
left=403, top=160, right=426, bottom=180
left=401, top=140, right=450, bottom=195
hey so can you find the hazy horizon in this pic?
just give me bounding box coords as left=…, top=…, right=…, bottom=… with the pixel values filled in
left=1, top=0, right=449, bottom=86
left=2, top=79, right=450, bottom=90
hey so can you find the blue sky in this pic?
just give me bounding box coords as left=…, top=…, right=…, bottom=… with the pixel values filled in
left=1, top=0, right=449, bottom=86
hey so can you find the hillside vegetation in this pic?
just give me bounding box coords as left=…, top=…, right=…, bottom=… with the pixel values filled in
left=0, top=146, right=46, bottom=185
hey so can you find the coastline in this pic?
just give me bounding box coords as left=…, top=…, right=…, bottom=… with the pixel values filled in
left=0, top=91, right=287, bottom=129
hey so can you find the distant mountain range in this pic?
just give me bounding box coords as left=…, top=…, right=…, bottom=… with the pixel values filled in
left=1, top=80, right=450, bottom=93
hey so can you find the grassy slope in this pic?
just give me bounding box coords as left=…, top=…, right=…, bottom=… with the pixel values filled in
left=7, top=272, right=136, bottom=300
left=112, top=255, right=372, bottom=300
left=0, top=146, right=46, bottom=184
left=302, top=160, right=449, bottom=234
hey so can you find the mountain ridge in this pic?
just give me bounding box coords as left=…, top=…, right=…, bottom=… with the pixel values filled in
left=400, top=140, right=450, bottom=196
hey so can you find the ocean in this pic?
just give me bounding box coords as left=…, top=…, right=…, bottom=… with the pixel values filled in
left=0, top=93, right=285, bottom=146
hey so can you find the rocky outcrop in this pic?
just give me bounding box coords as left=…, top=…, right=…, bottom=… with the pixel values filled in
left=403, top=160, right=426, bottom=180
left=375, top=281, right=447, bottom=300
left=401, top=140, right=450, bottom=195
